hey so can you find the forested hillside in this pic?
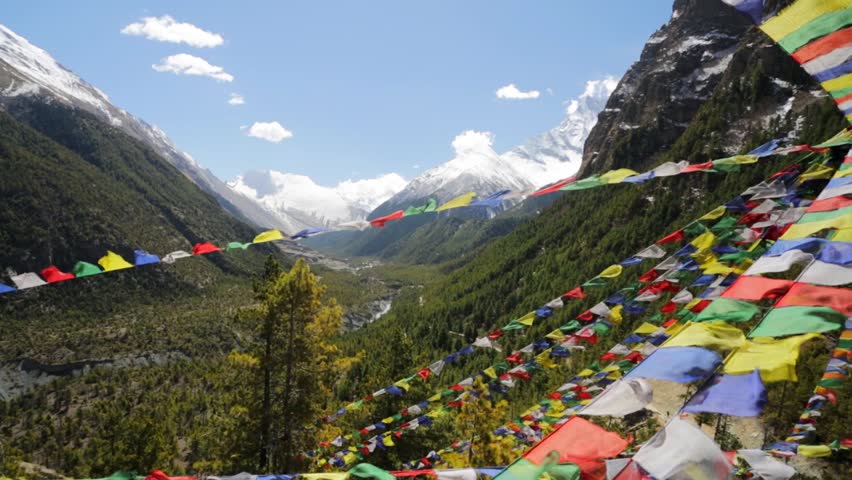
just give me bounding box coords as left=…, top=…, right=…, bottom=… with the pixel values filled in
left=1, top=0, right=850, bottom=477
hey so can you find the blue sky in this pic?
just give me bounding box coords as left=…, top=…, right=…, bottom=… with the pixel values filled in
left=6, top=1, right=673, bottom=185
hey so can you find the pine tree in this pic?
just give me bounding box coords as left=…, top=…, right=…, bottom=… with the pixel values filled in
left=248, top=257, right=344, bottom=472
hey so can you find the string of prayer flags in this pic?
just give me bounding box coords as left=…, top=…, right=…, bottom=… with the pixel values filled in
left=682, top=369, right=768, bottom=417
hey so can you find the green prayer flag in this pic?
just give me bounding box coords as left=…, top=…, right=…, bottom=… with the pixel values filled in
left=798, top=206, right=852, bottom=224
left=694, top=298, right=761, bottom=323
left=73, top=261, right=102, bottom=277
left=683, top=222, right=707, bottom=236
left=562, top=176, right=604, bottom=191
left=711, top=216, right=738, bottom=232
left=749, top=306, right=845, bottom=338
left=226, top=241, right=251, bottom=251
left=403, top=199, right=437, bottom=217
left=819, top=378, right=844, bottom=388
left=582, top=278, right=607, bottom=288
left=560, top=320, right=581, bottom=332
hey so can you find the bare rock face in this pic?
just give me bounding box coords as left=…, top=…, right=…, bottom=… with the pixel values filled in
left=580, top=0, right=830, bottom=176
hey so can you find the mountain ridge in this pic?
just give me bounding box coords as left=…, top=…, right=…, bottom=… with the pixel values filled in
left=0, top=23, right=299, bottom=233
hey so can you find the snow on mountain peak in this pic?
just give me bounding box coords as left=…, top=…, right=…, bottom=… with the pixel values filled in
left=0, top=24, right=119, bottom=124
left=228, top=171, right=407, bottom=227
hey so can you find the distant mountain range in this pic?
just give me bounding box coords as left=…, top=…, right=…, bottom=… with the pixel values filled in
left=228, top=77, right=618, bottom=228
left=228, top=171, right=407, bottom=227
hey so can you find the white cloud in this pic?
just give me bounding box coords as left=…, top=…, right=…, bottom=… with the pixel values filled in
left=121, top=15, right=224, bottom=48
left=152, top=53, right=234, bottom=82
left=228, top=93, right=245, bottom=105
left=496, top=83, right=540, bottom=100
left=246, top=121, right=293, bottom=142
left=452, top=130, right=495, bottom=155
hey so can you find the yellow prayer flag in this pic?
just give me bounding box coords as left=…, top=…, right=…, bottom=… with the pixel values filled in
left=302, top=473, right=348, bottom=480
left=835, top=168, right=852, bottom=179
left=428, top=394, right=441, bottom=402
left=382, top=435, right=395, bottom=447
left=252, top=229, right=285, bottom=244
left=394, top=379, right=411, bottom=391
left=483, top=367, right=498, bottom=379
left=798, top=445, right=832, bottom=458
left=577, top=368, right=595, bottom=377
left=798, top=164, right=835, bottom=182
left=517, top=311, right=536, bottom=326
left=382, top=416, right=395, bottom=424
left=98, top=251, right=133, bottom=272
left=760, top=0, right=847, bottom=41
left=690, top=231, right=716, bottom=252
left=536, top=351, right=557, bottom=369
left=699, top=206, right=727, bottom=221
left=436, top=192, right=476, bottom=212
left=607, top=370, right=623, bottom=380
left=663, top=321, right=746, bottom=350
left=634, top=322, right=659, bottom=335
left=546, top=329, right=565, bottom=341
left=723, top=334, right=821, bottom=382
left=609, top=305, right=623, bottom=324
left=823, top=73, right=852, bottom=94
left=597, top=264, right=623, bottom=279
left=831, top=229, right=852, bottom=242
left=665, top=322, right=686, bottom=336
left=684, top=298, right=703, bottom=310
left=599, top=168, right=639, bottom=184
left=781, top=216, right=852, bottom=239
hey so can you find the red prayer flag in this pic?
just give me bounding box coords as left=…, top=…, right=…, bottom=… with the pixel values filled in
left=662, top=318, right=678, bottom=328
left=624, top=351, right=643, bottom=363
left=807, top=196, right=852, bottom=213
left=721, top=276, right=794, bottom=302
left=488, top=329, right=504, bottom=340
left=506, top=352, right=524, bottom=364
left=682, top=160, right=714, bottom=173
left=370, top=210, right=405, bottom=228
left=660, top=301, right=677, bottom=313
left=638, top=268, right=660, bottom=283
left=776, top=283, right=852, bottom=316
left=656, top=229, right=685, bottom=244
left=563, top=286, right=586, bottom=299
left=600, top=352, right=618, bottom=362
left=531, top=177, right=577, bottom=196
left=549, top=392, right=562, bottom=399
left=40, top=266, right=75, bottom=283
left=690, top=299, right=711, bottom=312
left=524, top=416, right=628, bottom=480
left=192, top=242, right=222, bottom=255
left=417, top=368, right=431, bottom=380
left=577, top=310, right=595, bottom=322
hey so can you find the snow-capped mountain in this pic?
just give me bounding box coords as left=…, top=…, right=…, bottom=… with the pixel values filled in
left=374, top=77, right=618, bottom=212
left=0, top=23, right=297, bottom=233
left=228, top=171, right=407, bottom=227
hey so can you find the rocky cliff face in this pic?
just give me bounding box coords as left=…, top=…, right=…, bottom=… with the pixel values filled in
left=580, top=0, right=832, bottom=176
